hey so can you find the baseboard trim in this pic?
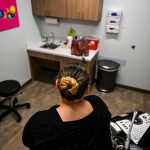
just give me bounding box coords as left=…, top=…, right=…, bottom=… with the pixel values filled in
left=21, top=79, right=32, bottom=89
left=94, top=79, right=150, bottom=94
left=21, top=79, right=150, bottom=94
left=116, top=83, right=150, bottom=94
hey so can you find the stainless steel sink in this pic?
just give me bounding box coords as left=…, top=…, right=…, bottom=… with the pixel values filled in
left=40, top=43, right=60, bottom=50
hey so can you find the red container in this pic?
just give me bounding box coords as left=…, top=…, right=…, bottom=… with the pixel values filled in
left=71, top=39, right=89, bottom=56
left=85, top=36, right=99, bottom=50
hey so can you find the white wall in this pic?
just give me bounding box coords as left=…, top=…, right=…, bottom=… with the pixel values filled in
left=35, top=0, right=150, bottom=91
left=0, top=0, right=40, bottom=84
left=99, top=0, right=150, bottom=91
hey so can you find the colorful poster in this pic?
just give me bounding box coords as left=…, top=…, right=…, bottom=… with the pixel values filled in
left=0, top=0, right=20, bottom=31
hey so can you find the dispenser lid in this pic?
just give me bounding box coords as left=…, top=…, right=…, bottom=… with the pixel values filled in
left=98, top=59, right=120, bottom=70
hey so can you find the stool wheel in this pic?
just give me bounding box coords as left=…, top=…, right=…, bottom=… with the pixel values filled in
left=26, top=103, right=30, bottom=109
left=16, top=117, right=21, bottom=122
left=13, top=97, right=18, bottom=105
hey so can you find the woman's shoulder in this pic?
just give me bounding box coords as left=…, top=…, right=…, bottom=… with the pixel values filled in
left=26, top=110, right=47, bottom=126
left=84, top=95, right=106, bottom=106
left=27, top=105, right=59, bottom=125
left=84, top=95, right=111, bottom=116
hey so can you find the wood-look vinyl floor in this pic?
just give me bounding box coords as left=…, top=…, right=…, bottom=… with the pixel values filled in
left=0, top=80, right=150, bottom=150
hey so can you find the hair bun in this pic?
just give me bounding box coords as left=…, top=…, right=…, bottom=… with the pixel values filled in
left=59, top=76, right=79, bottom=96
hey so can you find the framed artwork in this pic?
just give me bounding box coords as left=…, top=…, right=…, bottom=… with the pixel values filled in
left=0, top=0, right=20, bottom=31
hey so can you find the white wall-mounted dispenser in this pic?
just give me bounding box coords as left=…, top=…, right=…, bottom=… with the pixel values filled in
left=106, top=10, right=122, bottom=34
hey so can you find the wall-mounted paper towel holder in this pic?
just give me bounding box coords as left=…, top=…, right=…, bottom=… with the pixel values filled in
left=45, top=17, right=59, bottom=25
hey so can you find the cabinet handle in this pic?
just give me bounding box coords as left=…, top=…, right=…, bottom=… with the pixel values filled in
left=78, top=12, right=80, bottom=18
left=80, top=12, right=84, bottom=19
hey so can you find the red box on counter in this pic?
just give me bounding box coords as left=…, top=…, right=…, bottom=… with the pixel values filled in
left=85, top=36, right=99, bottom=50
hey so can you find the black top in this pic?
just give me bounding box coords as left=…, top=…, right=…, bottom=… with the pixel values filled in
left=22, top=95, right=112, bottom=150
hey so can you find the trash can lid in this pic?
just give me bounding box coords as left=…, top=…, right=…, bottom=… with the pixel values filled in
left=98, top=59, right=120, bottom=70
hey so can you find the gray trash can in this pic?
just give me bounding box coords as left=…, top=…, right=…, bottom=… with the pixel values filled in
left=96, top=59, right=120, bottom=92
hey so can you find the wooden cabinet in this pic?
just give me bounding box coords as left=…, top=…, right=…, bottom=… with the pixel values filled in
left=31, top=0, right=45, bottom=16
left=31, top=0, right=66, bottom=17
left=45, top=0, right=66, bottom=18
left=66, top=0, right=103, bottom=21
left=28, top=50, right=97, bottom=86
left=31, top=0, right=103, bottom=21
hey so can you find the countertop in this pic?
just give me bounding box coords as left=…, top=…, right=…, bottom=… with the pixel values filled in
left=27, top=40, right=99, bottom=62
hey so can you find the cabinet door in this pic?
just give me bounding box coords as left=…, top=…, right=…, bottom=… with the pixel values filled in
left=31, top=0, right=46, bottom=16
left=81, top=0, right=102, bottom=21
left=66, top=0, right=102, bottom=21
left=31, top=0, right=102, bottom=21
left=66, top=0, right=81, bottom=19
left=45, top=0, right=66, bottom=18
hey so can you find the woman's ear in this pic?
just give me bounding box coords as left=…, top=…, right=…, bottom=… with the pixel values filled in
left=85, top=84, right=90, bottom=94
left=55, top=79, right=58, bottom=89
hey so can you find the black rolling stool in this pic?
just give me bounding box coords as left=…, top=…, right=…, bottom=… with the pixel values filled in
left=0, top=80, right=30, bottom=122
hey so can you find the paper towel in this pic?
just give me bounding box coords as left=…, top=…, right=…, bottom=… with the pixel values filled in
left=45, top=17, right=59, bottom=25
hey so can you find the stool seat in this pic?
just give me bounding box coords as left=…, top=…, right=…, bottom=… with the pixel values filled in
left=0, top=80, right=20, bottom=97
left=0, top=80, right=30, bottom=122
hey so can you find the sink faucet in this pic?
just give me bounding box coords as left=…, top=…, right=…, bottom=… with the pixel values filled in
left=48, top=32, right=55, bottom=44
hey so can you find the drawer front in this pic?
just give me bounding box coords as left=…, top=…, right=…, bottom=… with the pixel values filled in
left=28, top=50, right=60, bottom=61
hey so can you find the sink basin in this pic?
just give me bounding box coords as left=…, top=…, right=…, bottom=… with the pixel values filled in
left=40, top=43, right=60, bottom=50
